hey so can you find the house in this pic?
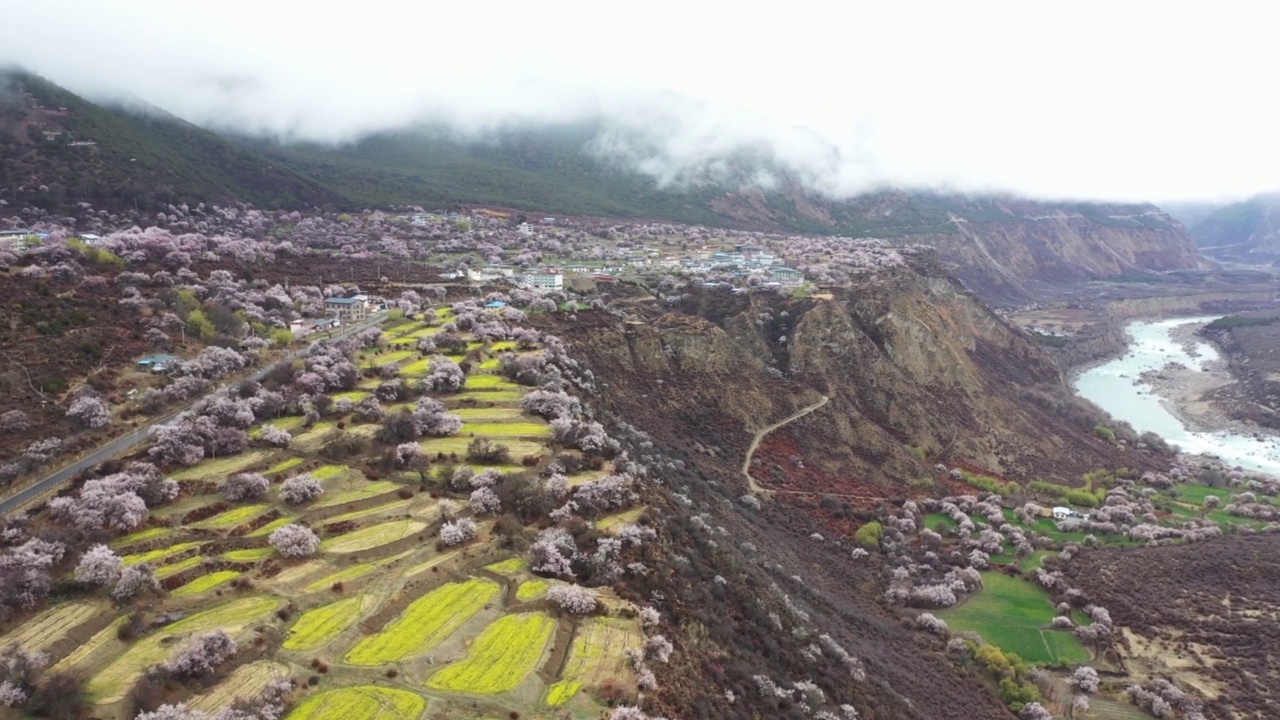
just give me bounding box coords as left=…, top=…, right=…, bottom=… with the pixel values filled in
left=1052, top=506, right=1086, bottom=521
left=523, top=272, right=563, bottom=290
left=485, top=301, right=508, bottom=309
left=325, top=296, right=370, bottom=321
left=137, top=354, right=178, bottom=372
left=79, top=234, right=103, bottom=245
left=768, top=267, right=805, bottom=286
left=0, top=230, right=33, bottom=253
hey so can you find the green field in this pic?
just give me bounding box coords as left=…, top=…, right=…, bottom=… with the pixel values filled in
left=122, top=541, right=201, bottom=566
left=426, top=612, right=555, bottom=694
left=939, top=572, right=1088, bottom=666
left=453, top=390, right=524, bottom=403
left=312, top=480, right=401, bottom=508
left=331, top=390, right=371, bottom=403
left=420, top=437, right=546, bottom=459
left=170, top=451, right=273, bottom=481
left=111, top=527, right=171, bottom=548
left=221, top=547, right=275, bottom=563
left=286, top=686, right=426, bottom=720
left=345, top=578, right=500, bottom=665
left=461, top=421, right=551, bottom=437
left=283, top=595, right=374, bottom=651
left=319, top=519, right=427, bottom=554
left=263, top=457, right=305, bottom=475
left=194, top=504, right=272, bottom=530
left=462, top=375, right=522, bottom=391
left=452, top=407, right=525, bottom=422
left=170, top=571, right=243, bottom=598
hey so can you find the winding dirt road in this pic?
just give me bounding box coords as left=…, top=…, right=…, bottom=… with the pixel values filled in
left=741, top=394, right=829, bottom=494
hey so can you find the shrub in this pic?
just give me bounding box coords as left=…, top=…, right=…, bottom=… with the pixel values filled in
left=854, top=521, right=883, bottom=548
left=111, top=563, right=160, bottom=601
left=74, top=545, right=123, bottom=586
left=466, top=438, right=511, bottom=465
left=1093, top=425, right=1116, bottom=443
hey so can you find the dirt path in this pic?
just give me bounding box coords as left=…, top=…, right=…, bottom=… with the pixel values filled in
left=741, top=395, right=829, bottom=495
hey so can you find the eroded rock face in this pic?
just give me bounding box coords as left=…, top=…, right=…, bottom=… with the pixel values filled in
left=557, top=257, right=1138, bottom=493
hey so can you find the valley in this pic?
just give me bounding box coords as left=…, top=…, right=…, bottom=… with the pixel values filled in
left=0, top=67, right=1278, bottom=720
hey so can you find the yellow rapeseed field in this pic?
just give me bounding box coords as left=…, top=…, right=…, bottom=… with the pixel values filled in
left=0, top=601, right=102, bottom=654
left=515, top=580, right=549, bottom=601
left=286, top=686, right=426, bottom=720
left=283, top=595, right=373, bottom=651
left=319, top=519, right=427, bottom=554
left=345, top=577, right=499, bottom=665
left=546, top=616, right=643, bottom=705
left=170, top=570, right=243, bottom=598
left=426, top=612, right=555, bottom=694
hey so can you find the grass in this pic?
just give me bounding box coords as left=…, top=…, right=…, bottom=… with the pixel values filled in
left=312, top=480, right=402, bottom=508
left=516, top=580, right=549, bottom=601
left=485, top=557, right=527, bottom=575
left=286, top=686, right=427, bottom=720
left=489, top=340, right=520, bottom=351
left=345, top=578, right=500, bottom=665
left=189, top=661, right=289, bottom=714
left=247, top=517, right=294, bottom=538
left=454, top=390, right=524, bottom=403
left=545, top=680, right=582, bottom=707
left=194, top=504, right=272, bottom=530
left=939, top=572, right=1089, bottom=666
left=221, top=547, right=276, bottom=563
left=302, top=550, right=414, bottom=592
left=122, top=541, right=201, bottom=566
left=155, top=555, right=205, bottom=579
left=596, top=507, right=646, bottom=533
left=170, top=451, right=272, bottom=481
left=170, top=570, right=243, bottom=598
left=477, top=358, right=501, bottom=371
left=283, top=595, right=375, bottom=651
left=87, top=596, right=279, bottom=702
left=426, top=612, right=556, bottom=694
left=320, top=519, right=427, bottom=554
left=332, top=390, right=371, bottom=402
left=420, top=436, right=546, bottom=459
left=263, top=457, right=304, bottom=475
left=263, top=416, right=307, bottom=432
left=50, top=616, right=126, bottom=674
left=453, top=407, right=527, bottom=422
left=1019, top=551, right=1056, bottom=572
left=463, top=375, right=522, bottom=391
left=362, top=349, right=415, bottom=368
left=462, top=421, right=551, bottom=437
left=551, top=616, right=642, bottom=697
left=0, top=601, right=101, bottom=654
left=321, top=499, right=414, bottom=525
left=111, top=527, right=171, bottom=548
left=311, top=464, right=352, bottom=481
left=399, top=358, right=433, bottom=376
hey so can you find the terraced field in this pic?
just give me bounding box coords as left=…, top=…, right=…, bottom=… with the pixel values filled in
left=0, top=601, right=102, bottom=654
left=427, top=612, right=556, bottom=694
left=345, top=578, right=500, bottom=665
left=1, top=309, right=656, bottom=720
left=283, top=595, right=375, bottom=651
left=320, top=519, right=427, bottom=554
left=87, top=596, right=279, bottom=702
left=287, top=686, right=426, bottom=720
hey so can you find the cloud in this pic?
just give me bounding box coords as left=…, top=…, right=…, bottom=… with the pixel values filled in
left=3, top=0, right=1277, bottom=203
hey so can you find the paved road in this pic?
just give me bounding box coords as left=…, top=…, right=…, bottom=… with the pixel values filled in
left=0, top=312, right=386, bottom=516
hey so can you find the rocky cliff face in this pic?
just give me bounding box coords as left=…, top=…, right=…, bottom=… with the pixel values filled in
left=557, top=254, right=1147, bottom=496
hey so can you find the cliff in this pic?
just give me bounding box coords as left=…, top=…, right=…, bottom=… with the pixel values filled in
left=554, top=254, right=1152, bottom=497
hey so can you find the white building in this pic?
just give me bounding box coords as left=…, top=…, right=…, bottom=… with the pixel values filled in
left=524, top=272, right=564, bottom=290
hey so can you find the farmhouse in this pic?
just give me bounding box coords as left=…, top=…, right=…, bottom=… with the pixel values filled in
left=1052, top=506, right=1086, bottom=520
left=522, top=271, right=563, bottom=290
left=325, top=295, right=370, bottom=321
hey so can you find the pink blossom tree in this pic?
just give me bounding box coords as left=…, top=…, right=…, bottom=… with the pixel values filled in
left=279, top=474, right=323, bottom=505
left=547, top=584, right=598, bottom=614
left=74, top=544, right=124, bottom=586
left=268, top=524, right=320, bottom=558
left=163, top=630, right=237, bottom=677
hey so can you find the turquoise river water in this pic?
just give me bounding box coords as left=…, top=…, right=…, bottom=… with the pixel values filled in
left=1072, top=316, right=1280, bottom=475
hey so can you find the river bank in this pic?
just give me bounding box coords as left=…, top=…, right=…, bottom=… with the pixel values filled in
left=1073, top=316, right=1280, bottom=475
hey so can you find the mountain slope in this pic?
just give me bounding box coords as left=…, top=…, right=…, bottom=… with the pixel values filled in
left=1190, top=193, right=1280, bottom=264
left=1, top=71, right=1207, bottom=299
left=0, top=69, right=345, bottom=210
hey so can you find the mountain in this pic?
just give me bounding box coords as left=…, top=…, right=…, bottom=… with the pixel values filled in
left=1189, top=193, right=1280, bottom=264
left=1, top=70, right=1207, bottom=299
left=0, top=69, right=346, bottom=210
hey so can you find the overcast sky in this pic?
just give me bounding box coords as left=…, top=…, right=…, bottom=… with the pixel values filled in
left=3, top=0, right=1276, bottom=203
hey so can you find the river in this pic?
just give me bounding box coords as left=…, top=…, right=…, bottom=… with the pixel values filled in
left=1073, top=316, right=1280, bottom=475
